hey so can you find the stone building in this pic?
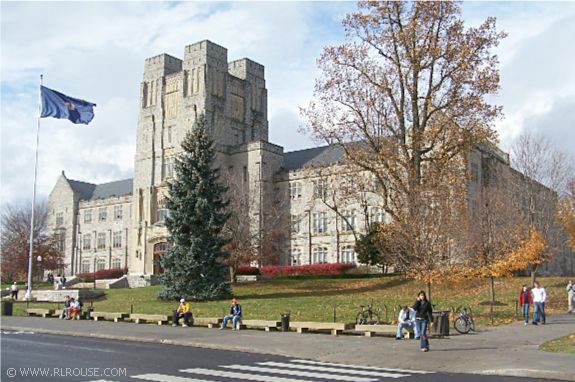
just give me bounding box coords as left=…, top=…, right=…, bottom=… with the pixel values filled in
left=47, top=40, right=573, bottom=280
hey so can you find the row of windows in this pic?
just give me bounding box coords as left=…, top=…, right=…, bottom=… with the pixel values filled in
left=291, top=208, right=386, bottom=234
left=291, top=245, right=356, bottom=265
left=289, top=176, right=383, bottom=201
left=82, top=231, right=124, bottom=250
left=80, top=258, right=123, bottom=273
left=83, top=205, right=124, bottom=224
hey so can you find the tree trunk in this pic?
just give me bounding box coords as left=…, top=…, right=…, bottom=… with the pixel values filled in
left=530, top=266, right=538, bottom=286
left=427, top=282, right=432, bottom=302
left=490, top=277, right=495, bottom=325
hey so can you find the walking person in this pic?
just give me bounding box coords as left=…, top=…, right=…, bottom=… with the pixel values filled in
left=566, top=280, right=574, bottom=314
left=412, top=291, right=433, bottom=352
left=531, top=281, right=547, bottom=325
left=10, top=282, right=19, bottom=300
left=519, top=284, right=533, bottom=325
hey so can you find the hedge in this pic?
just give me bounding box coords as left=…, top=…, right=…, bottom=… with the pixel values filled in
left=236, top=266, right=260, bottom=275
left=76, top=267, right=127, bottom=281
left=260, top=263, right=355, bottom=278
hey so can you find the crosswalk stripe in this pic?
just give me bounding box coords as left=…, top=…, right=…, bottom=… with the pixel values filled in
left=257, top=361, right=408, bottom=379
left=132, top=374, right=214, bottom=382
left=291, top=359, right=433, bottom=374
left=180, top=368, right=312, bottom=382
left=218, top=365, right=378, bottom=381
left=84, top=380, right=117, bottom=382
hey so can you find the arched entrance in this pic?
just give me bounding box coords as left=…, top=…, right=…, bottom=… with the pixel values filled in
left=153, top=242, right=169, bottom=275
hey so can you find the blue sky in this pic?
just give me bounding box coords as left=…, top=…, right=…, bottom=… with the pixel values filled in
left=1, top=1, right=574, bottom=207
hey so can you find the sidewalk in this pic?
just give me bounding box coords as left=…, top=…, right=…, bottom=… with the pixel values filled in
left=2, top=313, right=574, bottom=381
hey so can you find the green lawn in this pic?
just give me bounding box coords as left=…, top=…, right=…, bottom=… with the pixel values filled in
left=7, top=275, right=572, bottom=327
left=541, top=333, right=575, bottom=354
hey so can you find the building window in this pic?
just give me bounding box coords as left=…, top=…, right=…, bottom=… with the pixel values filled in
left=313, top=178, right=328, bottom=199
left=289, top=182, right=302, bottom=199
left=56, top=212, right=64, bottom=226
left=291, top=248, right=302, bottom=265
left=312, top=212, right=328, bottom=234
left=56, top=231, right=65, bottom=251
left=114, top=205, right=123, bottom=220
left=98, top=207, right=107, bottom=222
left=166, top=126, right=173, bottom=145
left=312, top=247, right=328, bottom=264
left=341, top=245, right=355, bottom=263
left=111, top=258, right=122, bottom=269
left=163, top=157, right=175, bottom=179
left=342, top=209, right=357, bottom=232
left=157, top=198, right=168, bottom=224
left=291, top=215, right=300, bottom=233
left=112, top=231, right=122, bottom=248
left=84, top=209, right=92, bottom=224
left=81, top=260, right=91, bottom=273
left=96, top=258, right=106, bottom=271
left=369, top=207, right=386, bottom=224
left=97, top=232, right=106, bottom=249
left=82, top=234, right=91, bottom=250
left=471, top=162, right=480, bottom=183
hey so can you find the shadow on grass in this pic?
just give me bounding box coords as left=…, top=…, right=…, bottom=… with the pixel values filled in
left=239, top=277, right=411, bottom=300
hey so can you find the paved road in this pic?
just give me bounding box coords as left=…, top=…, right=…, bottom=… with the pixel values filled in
left=1, top=331, right=565, bottom=382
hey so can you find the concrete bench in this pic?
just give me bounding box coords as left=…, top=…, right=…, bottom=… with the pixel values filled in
left=25, top=308, right=55, bottom=318
left=130, top=313, right=170, bottom=325
left=290, top=321, right=353, bottom=336
left=193, top=317, right=223, bottom=328
left=237, top=319, right=281, bottom=332
left=355, top=324, right=414, bottom=338
left=90, top=311, right=129, bottom=322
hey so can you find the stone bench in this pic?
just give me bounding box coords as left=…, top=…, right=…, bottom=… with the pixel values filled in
left=237, top=319, right=281, bottom=332
left=90, top=311, right=129, bottom=322
left=289, top=321, right=353, bottom=336
left=25, top=308, right=55, bottom=318
left=130, top=313, right=170, bottom=325
left=193, top=317, right=222, bottom=328
left=355, top=324, right=414, bottom=338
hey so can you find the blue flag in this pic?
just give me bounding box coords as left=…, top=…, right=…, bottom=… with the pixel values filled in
left=40, top=86, right=96, bottom=125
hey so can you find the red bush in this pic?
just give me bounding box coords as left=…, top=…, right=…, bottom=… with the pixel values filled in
left=236, top=266, right=260, bottom=275
left=76, top=267, right=127, bottom=281
left=260, top=263, right=355, bottom=277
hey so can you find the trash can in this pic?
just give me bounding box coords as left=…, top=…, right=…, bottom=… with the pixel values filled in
left=280, top=312, right=290, bottom=332
left=1, top=300, right=13, bottom=316
left=432, top=310, right=449, bottom=337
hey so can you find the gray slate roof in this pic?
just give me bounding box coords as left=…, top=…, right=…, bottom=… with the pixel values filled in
left=283, top=145, right=346, bottom=171
left=68, top=178, right=133, bottom=201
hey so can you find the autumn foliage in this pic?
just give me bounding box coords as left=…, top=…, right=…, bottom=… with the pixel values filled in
left=260, top=263, right=355, bottom=278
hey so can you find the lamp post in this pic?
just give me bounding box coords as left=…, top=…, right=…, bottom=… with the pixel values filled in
left=93, top=256, right=97, bottom=290
left=36, top=255, right=42, bottom=282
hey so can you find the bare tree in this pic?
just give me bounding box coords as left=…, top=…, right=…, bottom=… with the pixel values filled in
left=510, top=132, right=575, bottom=282
left=1, top=202, right=65, bottom=283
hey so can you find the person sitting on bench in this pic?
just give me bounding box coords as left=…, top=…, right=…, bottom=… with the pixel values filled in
left=172, top=298, right=193, bottom=327
left=220, top=298, right=242, bottom=330
left=396, top=305, right=418, bottom=340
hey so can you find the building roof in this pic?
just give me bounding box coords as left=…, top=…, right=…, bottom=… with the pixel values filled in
left=68, top=178, right=133, bottom=201
left=283, top=145, right=346, bottom=171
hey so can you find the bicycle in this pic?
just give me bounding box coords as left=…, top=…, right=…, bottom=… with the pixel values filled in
left=356, top=303, right=382, bottom=325
left=453, top=306, right=475, bottom=334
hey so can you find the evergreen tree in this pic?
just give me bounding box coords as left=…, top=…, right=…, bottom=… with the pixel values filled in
left=158, top=115, right=231, bottom=301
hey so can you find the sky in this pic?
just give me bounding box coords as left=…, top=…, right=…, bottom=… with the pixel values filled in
left=1, top=1, right=574, bottom=208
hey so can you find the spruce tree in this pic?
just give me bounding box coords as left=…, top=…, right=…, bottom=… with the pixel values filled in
left=158, top=115, right=231, bottom=301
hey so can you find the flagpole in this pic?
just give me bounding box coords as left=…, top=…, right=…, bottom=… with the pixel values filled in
left=26, top=74, right=43, bottom=300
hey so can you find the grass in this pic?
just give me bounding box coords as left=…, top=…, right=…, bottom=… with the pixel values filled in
left=6, top=275, right=572, bottom=327
left=540, top=333, right=575, bottom=354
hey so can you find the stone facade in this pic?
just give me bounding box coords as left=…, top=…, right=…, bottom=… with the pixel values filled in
left=47, top=40, right=574, bottom=279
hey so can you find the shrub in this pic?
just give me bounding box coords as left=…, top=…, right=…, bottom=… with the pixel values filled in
left=76, top=267, right=127, bottom=282
left=260, top=263, right=355, bottom=278
left=236, top=266, right=260, bottom=275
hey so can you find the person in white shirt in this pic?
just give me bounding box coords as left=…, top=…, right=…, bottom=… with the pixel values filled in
left=531, top=282, right=547, bottom=325
left=396, top=305, right=419, bottom=340
left=566, top=280, right=574, bottom=313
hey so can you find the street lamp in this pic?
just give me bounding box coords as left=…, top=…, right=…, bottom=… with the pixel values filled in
left=36, top=256, right=42, bottom=282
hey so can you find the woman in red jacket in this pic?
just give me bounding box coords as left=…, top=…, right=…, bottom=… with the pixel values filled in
left=519, top=285, right=533, bottom=326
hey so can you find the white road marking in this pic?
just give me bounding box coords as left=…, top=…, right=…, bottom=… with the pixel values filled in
left=291, top=359, right=433, bottom=374
left=218, top=365, right=378, bottom=381
left=257, top=361, right=409, bottom=378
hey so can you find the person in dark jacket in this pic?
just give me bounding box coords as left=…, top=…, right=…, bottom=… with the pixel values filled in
left=412, top=290, right=433, bottom=352
left=519, top=285, right=533, bottom=325
left=220, top=298, right=242, bottom=330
